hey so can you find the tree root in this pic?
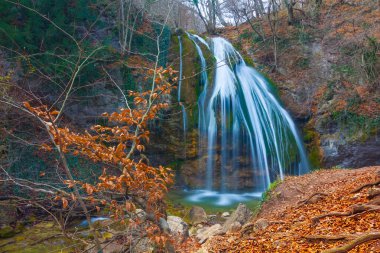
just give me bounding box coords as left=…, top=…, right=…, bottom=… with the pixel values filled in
left=297, top=192, right=328, bottom=207
left=305, top=234, right=356, bottom=241
left=321, top=232, right=380, bottom=253
left=368, top=188, right=380, bottom=199
left=312, top=204, right=380, bottom=225
left=350, top=179, right=380, bottom=194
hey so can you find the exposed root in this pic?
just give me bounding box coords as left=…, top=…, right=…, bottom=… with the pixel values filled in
left=305, top=234, right=356, bottom=241
left=368, top=196, right=380, bottom=205
left=312, top=204, right=380, bottom=224
left=297, top=192, right=328, bottom=207
left=368, top=188, right=380, bottom=199
left=350, top=179, right=380, bottom=194
left=321, top=232, right=380, bottom=253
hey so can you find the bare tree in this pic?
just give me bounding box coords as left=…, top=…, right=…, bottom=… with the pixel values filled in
left=268, top=0, right=280, bottom=70
left=284, top=0, right=297, bottom=25
left=224, top=0, right=266, bottom=40
left=188, top=0, right=228, bottom=33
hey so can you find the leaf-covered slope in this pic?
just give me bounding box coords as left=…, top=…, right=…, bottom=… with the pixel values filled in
left=200, top=166, right=380, bottom=252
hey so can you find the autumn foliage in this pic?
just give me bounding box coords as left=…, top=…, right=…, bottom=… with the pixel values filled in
left=23, top=66, right=177, bottom=247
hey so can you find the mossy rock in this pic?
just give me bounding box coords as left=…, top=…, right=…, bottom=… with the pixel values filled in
left=0, top=221, right=85, bottom=252
left=0, top=226, right=19, bottom=239
left=303, top=124, right=322, bottom=169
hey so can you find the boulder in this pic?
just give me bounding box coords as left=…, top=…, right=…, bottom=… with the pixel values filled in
left=134, top=237, right=154, bottom=253
left=222, top=203, right=252, bottom=232
left=135, top=209, right=147, bottom=221
left=196, top=224, right=224, bottom=244
left=167, top=216, right=189, bottom=239
left=189, top=206, right=207, bottom=225
left=159, top=217, right=170, bottom=234
left=221, top=212, right=230, bottom=218
left=227, top=221, right=242, bottom=233
left=253, top=218, right=269, bottom=231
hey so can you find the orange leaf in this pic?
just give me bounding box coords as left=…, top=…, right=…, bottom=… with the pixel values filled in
left=62, top=197, right=68, bottom=209
left=50, top=110, right=59, bottom=115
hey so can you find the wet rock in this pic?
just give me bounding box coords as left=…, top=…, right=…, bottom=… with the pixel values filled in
left=221, top=212, right=230, bottom=218
left=167, top=216, right=189, bottom=239
left=196, top=224, right=224, bottom=244
left=189, top=206, right=207, bottom=225
left=321, top=133, right=380, bottom=168
left=222, top=203, right=252, bottom=232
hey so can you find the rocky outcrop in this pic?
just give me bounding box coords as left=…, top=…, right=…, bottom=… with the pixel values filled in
left=321, top=134, right=380, bottom=168
left=167, top=216, right=189, bottom=240
left=222, top=203, right=252, bottom=233
left=196, top=224, right=224, bottom=243
left=189, top=206, right=208, bottom=225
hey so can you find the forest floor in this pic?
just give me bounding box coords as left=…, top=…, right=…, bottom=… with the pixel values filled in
left=193, top=166, right=380, bottom=252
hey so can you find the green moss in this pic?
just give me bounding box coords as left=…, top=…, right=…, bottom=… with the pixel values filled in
left=262, top=179, right=282, bottom=202
left=0, top=226, right=18, bottom=238
left=308, top=146, right=322, bottom=169
left=296, top=57, right=310, bottom=69
left=331, top=111, right=380, bottom=142
left=165, top=202, right=192, bottom=224
left=303, top=126, right=322, bottom=170
left=243, top=55, right=255, bottom=66
left=0, top=221, right=85, bottom=252
left=332, top=64, right=356, bottom=76
left=166, top=159, right=184, bottom=171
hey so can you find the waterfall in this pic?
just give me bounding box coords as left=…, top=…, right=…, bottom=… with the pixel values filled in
left=183, top=34, right=309, bottom=206
left=187, top=32, right=211, bottom=186
left=177, top=36, right=187, bottom=145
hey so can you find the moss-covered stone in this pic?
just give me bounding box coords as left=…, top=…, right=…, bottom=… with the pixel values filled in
left=0, top=221, right=85, bottom=252
left=303, top=124, right=322, bottom=169
left=0, top=226, right=18, bottom=239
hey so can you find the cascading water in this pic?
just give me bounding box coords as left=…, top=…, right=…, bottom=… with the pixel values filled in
left=182, top=34, right=309, bottom=206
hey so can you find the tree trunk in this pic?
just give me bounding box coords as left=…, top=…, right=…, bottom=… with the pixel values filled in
left=284, top=0, right=295, bottom=25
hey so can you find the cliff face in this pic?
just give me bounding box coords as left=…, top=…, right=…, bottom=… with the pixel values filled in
left=220, top=0, right=380, bottom=169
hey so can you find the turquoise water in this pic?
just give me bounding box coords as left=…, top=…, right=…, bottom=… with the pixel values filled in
left=167, top=189, right=262, bottom=213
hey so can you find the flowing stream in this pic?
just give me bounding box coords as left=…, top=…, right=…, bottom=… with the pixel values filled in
left=181, top=34, right=309, bottom=206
